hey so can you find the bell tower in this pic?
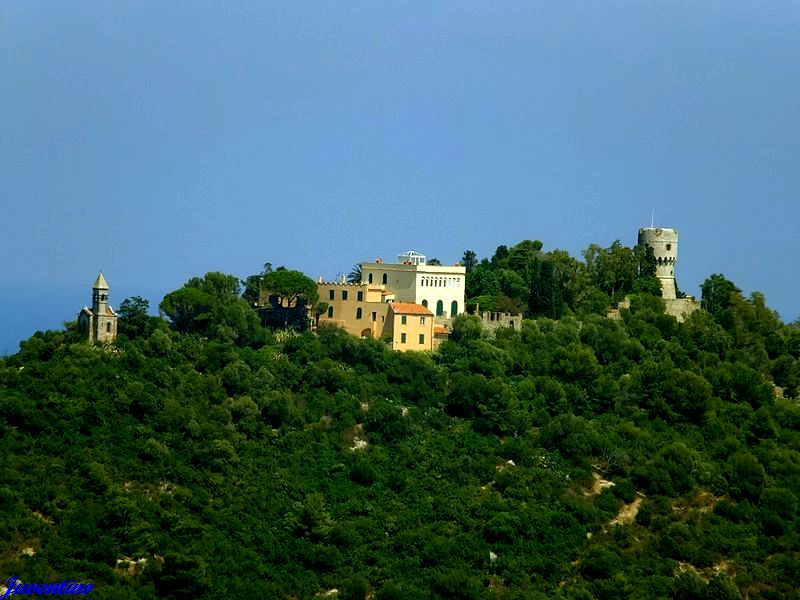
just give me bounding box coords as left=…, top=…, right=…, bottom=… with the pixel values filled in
left=92, top=272, right=109, bottom=316
left=78, top=272, right=118, bottom=343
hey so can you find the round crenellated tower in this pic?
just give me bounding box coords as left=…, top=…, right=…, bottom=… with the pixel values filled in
left=637, top=227, right=678, bottom=299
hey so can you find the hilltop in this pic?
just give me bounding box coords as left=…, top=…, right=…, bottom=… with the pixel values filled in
left=0, top=239, right=799, bottom=599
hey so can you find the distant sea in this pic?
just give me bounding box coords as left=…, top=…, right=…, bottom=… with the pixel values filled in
left=0, top=282, right=169, bottom=356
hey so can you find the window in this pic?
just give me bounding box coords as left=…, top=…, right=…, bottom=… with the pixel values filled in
left=419, top=334, right=425, bottom=345
left=356, top=307, right=362, bottom=319
left=371, top=311, right=377, bottom=321
left=401, top=333, right=407, bottom=344
left=436, top=300, right=443, bottom=316
left=381, top=316, right=385, bottom=322
left=342, top=290, right=348, bottom=300
left=420, top=317, right=426, bottom=325
left=451, top=301, right=458, bottom=317
left=666, top=244, right=672, bottom=251
left=329, top=289, right=334, bottom=300
left=357, top=291, right=363, bottom=301
left=382, top=273, right=388, bottom=284
left=401, top=315, right=407, bottom=325
left=327, top=306, right=333, bottom=318
left=106, top=322, right=111, bottom=333
left=422, top=299, right=428, bottom=308
left=368, top=273, right=373, bottom=284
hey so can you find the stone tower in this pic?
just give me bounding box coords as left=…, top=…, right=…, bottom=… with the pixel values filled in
left=77, top=273, right=118, bottom=342
left=637, top=227, right=678, bottom=300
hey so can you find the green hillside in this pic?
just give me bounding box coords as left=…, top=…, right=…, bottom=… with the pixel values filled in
left=1, top=260, right=798, bottom=599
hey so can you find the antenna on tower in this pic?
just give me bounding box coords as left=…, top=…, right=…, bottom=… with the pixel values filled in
left=650, top=207, right=655, bottom=228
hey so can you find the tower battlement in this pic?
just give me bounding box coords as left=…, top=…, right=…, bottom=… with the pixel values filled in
left=638, top=227, right=678, bottom=299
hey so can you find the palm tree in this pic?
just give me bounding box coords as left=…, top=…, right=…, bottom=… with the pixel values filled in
left=347, top=264, right=362, bottom=284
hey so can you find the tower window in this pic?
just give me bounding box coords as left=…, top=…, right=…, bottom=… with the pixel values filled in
left=666, top=244, right=672, bottom=251
left=382, top=273, right=388, bottom=285
left=357, top=291, right=363, bottom=301
left=342, top=290, right=348, bottom=300
left=356, top=307, right=363, bottom=319
left=329, top=290, right=335, bottom=300
left=327, top=306, right=333, bottom=318
left=106, top=322, right=111, bottom=333
left=368, top=273, right=373, bottom=284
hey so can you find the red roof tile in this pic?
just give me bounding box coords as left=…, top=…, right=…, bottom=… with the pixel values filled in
left=389, top=302, right=433, bottom=316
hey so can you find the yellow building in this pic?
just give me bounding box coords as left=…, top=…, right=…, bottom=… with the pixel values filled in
left=316, top=279, right=393, bottom=339
left=385, top=302, right=434, bottom=352
left=315, top=279, right=434, bottom=351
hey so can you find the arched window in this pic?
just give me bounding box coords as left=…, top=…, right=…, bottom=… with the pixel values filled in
left=327, top=306, right=333, bottom=318
left=436, top=300, right=443, bottom=316
left=356, top=307, right=363, bottom=319
left=368, top=273, right=373, bottom=284
left=382, top=273, right=388, bottom=285
left=451, top=301, right=458, bottom=317
left=422, top=299, right=428, bottom=308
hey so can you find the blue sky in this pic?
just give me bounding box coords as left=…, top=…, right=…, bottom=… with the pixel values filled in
left=1, top=2, right=798, bottom=351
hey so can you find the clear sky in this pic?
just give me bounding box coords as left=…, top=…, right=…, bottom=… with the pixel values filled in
left=2, top=1, right=798, bottom=352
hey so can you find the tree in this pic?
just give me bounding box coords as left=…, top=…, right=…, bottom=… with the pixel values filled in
left=314, top=302, right=329, bottom=327
left=347, top=264, right=362, bottom=284
left=507, top=239, right=543, bottom=283
left=460, top=250, right=478, bottom=273
left=427, top=258, right=442, bottom=266
left=118, top=296, right=153, bottom=339
left=529, top=258, right=563, bottom=319
left=491, top=244, right=510, bottom=268
left=160, top=272, right=262, bottom=343
left=261, top=268, right=319, bottom=308
left=701, top=274, right=740, bottom=318
left=466, top=262, right=500, bottom=300
left=242, top=262, right=273, bottom=305
left=591, top=241, right=638, bottom=301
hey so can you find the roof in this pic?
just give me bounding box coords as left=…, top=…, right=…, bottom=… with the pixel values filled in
left=434, top=326, right=450, bottom=335
left=93, top=272, right=109, bottom=289
left=389, top=302, right=433, bottom=316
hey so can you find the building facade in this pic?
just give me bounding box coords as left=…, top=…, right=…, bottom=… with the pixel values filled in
left=360, top=251, right=466, bottom=320
left=316, top=278, right=393, bottom=339
left=77, top=273, right=118, bottom=343
left=384, top=302, right=434, bottom=351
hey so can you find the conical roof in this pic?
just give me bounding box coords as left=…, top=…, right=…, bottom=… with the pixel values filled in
left=92, top=272, right=109, bottom=290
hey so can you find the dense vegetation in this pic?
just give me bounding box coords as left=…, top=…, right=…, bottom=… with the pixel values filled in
left=1, top=244, right=799, bottom=599
left=460, top=239, right=662, bottom=318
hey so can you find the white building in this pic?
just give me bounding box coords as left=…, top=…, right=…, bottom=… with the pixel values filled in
left=360, top=251, right=466, bottom=319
